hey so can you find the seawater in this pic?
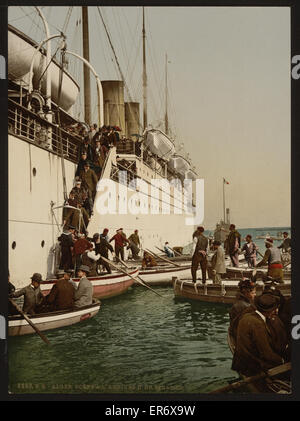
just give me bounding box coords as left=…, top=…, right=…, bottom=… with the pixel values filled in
left=8, top=226, right=290, bottom=395
left=8, top=287, right=236, bottom=394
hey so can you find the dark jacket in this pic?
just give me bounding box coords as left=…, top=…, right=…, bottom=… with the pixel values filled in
left=226, top=230, right=241, bottom=254
left=13, top=284, right=44, bottom=315
left=229, top=292, right=254, bottom=339
left=46, top=279, right=75, bottom=311
left=194, top=234, right=208, bottom=253
left=232, top=311, right=283, bottom=376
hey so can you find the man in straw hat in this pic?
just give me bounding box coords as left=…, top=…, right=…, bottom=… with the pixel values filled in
left=256, top=238, right=284, bottom=283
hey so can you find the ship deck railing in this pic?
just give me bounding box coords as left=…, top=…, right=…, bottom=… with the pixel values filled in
left=8, top=98, right=83, bottom=164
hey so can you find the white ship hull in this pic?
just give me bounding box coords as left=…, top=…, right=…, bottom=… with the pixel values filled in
left=9, top=133, right=195, bottom=288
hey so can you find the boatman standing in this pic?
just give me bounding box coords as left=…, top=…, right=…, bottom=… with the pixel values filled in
left=256, top=238, right=284, bottom=283
left=191, top=226, right=208, bottom=284
left=278, top=232, right=291, bottom=253
left=241, top=234, right=258, bottom=268
left=109, top=228, right=129, bottom=262
left=226, top=224, right=241, bottom=267
left=128, top=230, right=141, bottom=260
left=210, top=240, right=226, bottom=284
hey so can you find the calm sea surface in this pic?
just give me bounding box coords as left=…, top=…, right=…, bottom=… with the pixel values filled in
left=8, top=226, right=290, bottom=395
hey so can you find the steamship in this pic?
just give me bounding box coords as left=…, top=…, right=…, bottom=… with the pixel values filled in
left=8, top=8, right=198, bottom=288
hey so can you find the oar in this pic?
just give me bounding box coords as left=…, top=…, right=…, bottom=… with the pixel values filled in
left=145, top=249, right=182, bottom=268
left=9, top=298, right=50, bottom=345
left=208, top=362, right=291, bottom=394
left=118, top=258, right=160, bottom=291
left=100, top=256, right=164, bottom=298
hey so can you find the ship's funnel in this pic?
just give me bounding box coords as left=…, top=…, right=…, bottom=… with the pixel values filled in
left=125, top=102, right=140, bottom=140
left=102, top=80, right=125, bottom=135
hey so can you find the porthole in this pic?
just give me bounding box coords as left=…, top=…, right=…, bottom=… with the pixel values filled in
left=12, top=241, right=16, bottom=250
left=32, top=167, right=37, bottom=176
left=41, top=240, right=45, bottom=248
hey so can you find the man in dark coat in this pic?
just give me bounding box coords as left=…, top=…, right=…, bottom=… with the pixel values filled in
left=229, top=279, right=256, bottom=339
left=58, top=226, right=75, bottom=271
left=46, top=270, right=75, bottom=311
left=232, top=294, right=284, bottom=380
left=78, top=136, right=94, bottom=162
left=191, top=226, right=208, bottom=283
left=12, top=273, right=45, bottom=315
left=226, top=224, right=241, bottom=267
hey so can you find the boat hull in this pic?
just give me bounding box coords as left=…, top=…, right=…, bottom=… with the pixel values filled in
left=40, top=269, right=139, bottom=299
left=225, top=266, right=291, bottom=281
left=173, top=278, right=291, bottom=304
left=8, top=301, right=100, bottom=336
left=138, top=264, right=191, bottom=285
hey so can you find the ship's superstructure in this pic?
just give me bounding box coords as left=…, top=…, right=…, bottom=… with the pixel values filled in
left=8, top=13, right=199, bottom=288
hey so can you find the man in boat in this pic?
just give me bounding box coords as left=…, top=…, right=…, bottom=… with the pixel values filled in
left=45, top=270, right=75, bottom=312
left=109, top=228, right=129, bottom=262
left=210, top=240, right=226, bottom=284
left=142, top=251, right=158, bottom=269
left=74, top=265, right=93, bottom=308
left=229, top=279, right=256, bottom=339
left=81, top=243, right=111, bottom=275
left=241, top=234, right=258, bottom=268
left=58, top=226, right=75, bottom=271
left=226, top=224, right=241, bottom=267
left=164, top=242, right=175, bottom=258
left=232, top=294, right=284, bottom=384
left=73, top=233, right=94, bottom=273
left=127, top=229, right=141, bottom=260
left=191, top=226, right=208, bottom=284
left=97, top=229, right=114, bottom=260
left=11, top=273, right=45, bottom=315
left=79, top=161, right=99, bottom=203
left=256, top=238, right=284, bottom=283
left=278, top=232, right=291, bottom=253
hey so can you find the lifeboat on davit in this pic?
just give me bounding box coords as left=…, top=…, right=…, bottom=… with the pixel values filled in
left=168, top=154, right=191, bottom=177
left=144, top=129, right=175, bottom=160
left=8, top=25, right=79, bottom=112
left=185, top=167, right=198, bottom=180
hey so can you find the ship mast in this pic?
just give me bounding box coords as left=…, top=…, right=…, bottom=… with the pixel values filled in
left=82, top=6, right=91, bottom=125
left=142, top=7, right=147, bottom=131
left=165, top=53, right=169, bottom=135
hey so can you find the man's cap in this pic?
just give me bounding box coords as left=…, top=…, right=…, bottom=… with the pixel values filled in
left=229, top=224, right=236, bottom=230
left=84, top=161, right=90, bottom=167
left=78, top=265, right=90, bottom=274
left=68, top=225, right=76, bottom=230
left=265, top=238, right=274, bottom=246
left=103, top=228, right=109, bottom=233
left=56, top=269, right=65, bottom=277
left=31, top=273, right=43, bottom=283
left=254, top=294, right=279, bottom=313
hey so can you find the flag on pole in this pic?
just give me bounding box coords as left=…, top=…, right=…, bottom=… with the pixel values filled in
left=223, top=178, right=229, bottom=185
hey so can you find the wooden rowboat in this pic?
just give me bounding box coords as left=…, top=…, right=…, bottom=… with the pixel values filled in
left=8, top=299, right=100, bottom=336
left=227, top=329, right=291, bottom=393
left=225, top=266, right=291, bottom=281
left=173, top=278, right=291, bottom=304
left=40, top=268, right=139, bottom=299
left=138, top=264, right=191, bottom=286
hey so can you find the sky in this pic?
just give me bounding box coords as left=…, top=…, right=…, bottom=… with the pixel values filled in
left=8, top=6, right=291, bottom=230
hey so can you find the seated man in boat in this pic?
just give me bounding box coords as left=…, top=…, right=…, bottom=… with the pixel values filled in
left=256, top=238, right=284, bottom=283
left=11, top=273, right=45, bottom=315
left=142, top=251, right=158, bottom=269
left=74, top=265, right=93, bottom=308
left=164, top=242, right=175, bottom=258
left=241, top=235, right=258, bottom=268
left=232, top=294, right=284, bottom=387
left=229, top=279, right=256, bottom=340
left=45, top=270, right=75, bottom=312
